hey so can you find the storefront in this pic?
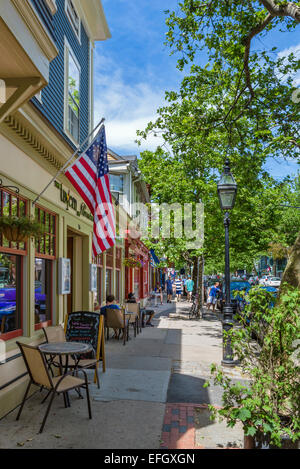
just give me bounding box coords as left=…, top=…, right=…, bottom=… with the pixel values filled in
left=0, top=133, right=126, bottom=417
left=124, top=236, right=150, bottom=306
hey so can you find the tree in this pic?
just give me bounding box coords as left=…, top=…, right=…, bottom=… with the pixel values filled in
left=137, top=0, right=300, bottom=287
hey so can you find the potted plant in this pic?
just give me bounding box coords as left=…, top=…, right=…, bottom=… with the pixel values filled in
left=122, top=257, right=142, bottom=268
left=0, top=215, right=45, bottom=242
left=204, top=285, right=300, bottom=449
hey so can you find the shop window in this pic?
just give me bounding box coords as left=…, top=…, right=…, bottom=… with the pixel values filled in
left=34, top=258, right=52, bottom=328
left=92, top=254, right=103, bottom=310
left=0, top=253, right=21, bottom=339
left=0, top=189, right=27, bottom=252
left=106, top=269, right=112, bottom=298
left=106, top=247, right=113, bottom=268
left=116, top=269, right=120, bottom=302
left=134, top=268, right=139, bottom=299
left=35, top=206, right=56, bottom=258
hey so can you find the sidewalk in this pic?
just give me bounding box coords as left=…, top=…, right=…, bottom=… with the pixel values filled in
left=0, top=300, right=245, bottom=449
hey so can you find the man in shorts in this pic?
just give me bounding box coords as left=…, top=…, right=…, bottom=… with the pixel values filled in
left=207, top=282, right=220, bottom=312
left=186, top=276, right=194, bottom=302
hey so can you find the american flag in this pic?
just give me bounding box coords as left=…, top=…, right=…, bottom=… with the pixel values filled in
left=65, top=126, right=116, bottom=256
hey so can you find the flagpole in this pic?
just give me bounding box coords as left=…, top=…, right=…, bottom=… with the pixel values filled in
left=32, top=117, right=105, bottom=206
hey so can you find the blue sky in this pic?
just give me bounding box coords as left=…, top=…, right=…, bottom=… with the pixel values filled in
left=94, top=1, right=300, bottom=180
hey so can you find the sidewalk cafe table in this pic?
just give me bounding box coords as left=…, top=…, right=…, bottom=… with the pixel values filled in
left=38, top=342, right=92, bottom=406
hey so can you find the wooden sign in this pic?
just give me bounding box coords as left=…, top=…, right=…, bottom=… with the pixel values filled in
left=64, top=311, right=106, bottom=381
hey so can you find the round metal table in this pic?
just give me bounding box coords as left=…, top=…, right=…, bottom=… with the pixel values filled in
left=39, top=342, right=92, bottom=356
left=39, top=342, right=93, bottom=407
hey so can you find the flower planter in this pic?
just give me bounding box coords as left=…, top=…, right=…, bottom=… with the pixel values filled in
left=2, top=226, right=28, bottom=243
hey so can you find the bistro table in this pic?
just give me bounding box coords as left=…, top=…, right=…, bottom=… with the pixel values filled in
left=39, top=342, right=93, bottom=407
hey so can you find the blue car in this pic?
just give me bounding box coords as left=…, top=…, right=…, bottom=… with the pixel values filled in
left=218, top=281, right=252, bottom=314
left=0, top=283, right=46, bottom=333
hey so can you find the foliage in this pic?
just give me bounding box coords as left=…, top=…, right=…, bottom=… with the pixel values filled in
left=0, top=215, right=45, bottom=239
left=205, top=285, right=300, bottom=447
left=122, top=257, right=142, bottom=268
left=137, top=1, right=300, bottom=275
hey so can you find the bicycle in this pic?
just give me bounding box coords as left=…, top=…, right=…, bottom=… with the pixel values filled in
left=189, top=295, right=201, bottom=319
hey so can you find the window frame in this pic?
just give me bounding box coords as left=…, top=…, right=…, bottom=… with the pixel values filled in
left=34, top=257, right=53, bottom=331
left=64, top=37, right=81, bottom=145
left=65, top=0, right=81, bottom=43
left=34, top=204, right=57, bottom=260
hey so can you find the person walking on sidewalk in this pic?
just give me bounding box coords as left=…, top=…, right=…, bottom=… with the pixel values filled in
left=175, top=276, right=183, bottom=302
left=186, top=276, right=194, bottom=302
left=207, top=282, right=220, bottom=312
left=165, top=275, right=173, bottom=303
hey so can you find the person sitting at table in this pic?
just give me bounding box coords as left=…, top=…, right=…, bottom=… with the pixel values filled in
left=127, top=292, right=137, bottom=303
left=100, top=294, right=121, bottom=338
left=126, top=292, right=155, bottom=327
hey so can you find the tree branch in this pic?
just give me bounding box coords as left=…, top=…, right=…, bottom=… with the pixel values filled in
left=259, top=0, right=300, bottom=22
left=243, top=13, right=274, bottom=98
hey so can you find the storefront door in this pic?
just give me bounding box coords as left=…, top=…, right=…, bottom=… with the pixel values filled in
left=67, top=236, right=73, bottom=313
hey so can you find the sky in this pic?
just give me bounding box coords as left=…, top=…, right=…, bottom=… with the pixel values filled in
left=94, top=1, right=300, bottom=180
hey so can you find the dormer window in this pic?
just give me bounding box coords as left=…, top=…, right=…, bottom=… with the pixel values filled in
left=65, top=0, right=81, bottom=41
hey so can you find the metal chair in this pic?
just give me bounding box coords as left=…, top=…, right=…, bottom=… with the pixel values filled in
left=42, top=325, right=100, bottom=389
left=16, top=342, right=92, bottom=433
left=105, top=307, right=129, bottom=345
left=125, top=302, right=141, bottom=335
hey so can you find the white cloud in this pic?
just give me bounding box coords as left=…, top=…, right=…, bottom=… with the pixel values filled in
left=277, top=43, right=300, bottom=86
left=93, top=51, right=167, bottom=155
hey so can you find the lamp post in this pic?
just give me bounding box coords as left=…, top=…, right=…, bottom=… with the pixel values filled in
left=217, top=159, right=237, bottom=367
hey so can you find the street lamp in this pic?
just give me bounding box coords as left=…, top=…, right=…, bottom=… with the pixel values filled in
left=217, top=159, right=237, bottom=367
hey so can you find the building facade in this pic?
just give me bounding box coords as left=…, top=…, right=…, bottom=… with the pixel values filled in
left=107, top=150, right=151, bottom=306
left=0, top=0, right=112, bottom=418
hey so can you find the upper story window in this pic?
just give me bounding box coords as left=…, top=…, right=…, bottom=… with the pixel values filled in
left=109, top=174, right=124, bottom=194
left=64, top=40, right=81, bottom=143
left=65, top=0, right=81, bottom=42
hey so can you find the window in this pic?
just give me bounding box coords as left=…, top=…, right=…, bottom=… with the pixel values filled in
left=93, top=254, right=103, bottom=310
left=134, top=267, right=140, bottom=299
left=109, top=175, right=124, bottom=194
left=106, top=269, right=112, bottom=298
left=65, top=0, right=80, bottom=40
left=34, top=206, right=56, bottom=329
left=116, top=270, right=121, bottom=303
left=35, top=206, right=56, bottom=258
left=115, top=247, right=122, bottom=302
left=0, top=254, right=21, bottom=339
left=0, top=189, right=27, bottom=252
left=34, top=258, right=52, bottom=328
left=65, top=41, right=80, bottom=143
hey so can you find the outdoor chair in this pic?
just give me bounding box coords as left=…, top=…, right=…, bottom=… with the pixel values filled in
left=16, top=342, right=92, bottom=434
left=125, top=302, right=141, bottom=335
left=42, top=325, right=100, bottom=389
left=105, top=307, right=129, bottom=345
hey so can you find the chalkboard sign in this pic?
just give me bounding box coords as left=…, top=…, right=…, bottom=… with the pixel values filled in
left=64, top=311, right=104, bottom=366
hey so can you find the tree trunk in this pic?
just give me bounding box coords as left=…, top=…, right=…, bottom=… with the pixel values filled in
left=192, top=255, right=203, bottom=315
left=196, top=256, right=204, bottom=316
left=280, top=232, right=300, bottom=289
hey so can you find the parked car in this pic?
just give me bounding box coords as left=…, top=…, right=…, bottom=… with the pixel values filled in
left=265, top=277, right=281, bottom=288
left=218, top=281, right=252, bottom=314
left=258, top=275, right=272, bottom=285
